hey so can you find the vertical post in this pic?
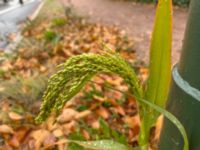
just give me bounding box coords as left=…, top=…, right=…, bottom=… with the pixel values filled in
left=158, top=0, right=200, bottom=149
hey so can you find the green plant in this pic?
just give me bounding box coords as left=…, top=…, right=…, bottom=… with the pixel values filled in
left=43, top=30, right=60, bottom=42
left=36, top=0, right=189, bottom=149
left=0, top=69, right=5, bottom=78
left=51, top=18, right=67, bottom=27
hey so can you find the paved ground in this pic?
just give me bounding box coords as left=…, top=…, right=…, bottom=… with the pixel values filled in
left=0, top=0, right=41, bottom=49
left=70, top=0, right=188, bottom=64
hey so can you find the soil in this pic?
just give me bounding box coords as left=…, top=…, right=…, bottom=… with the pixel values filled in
left=69, top=0, right=188, bottom=64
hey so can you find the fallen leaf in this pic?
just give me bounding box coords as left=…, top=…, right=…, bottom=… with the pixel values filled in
left=39, top=66, right=47, bottom=72
left=114, top=105, right=126, bottom=116
left=30, top=129, right=51, bottom=149
left=1, top=144, right=12, bottom=150
left=93, top=95, right=105, bottom=102
left=28, top=139, right=35, bottom=150
left=46, top=116, right=57, bottom=131
left=62, top=121, right=76, bottom=135
left=123, top=115, right=140, bottom=130
left=57, top=108, right=78, bottom=123
left=7, top=136, right=20, bottom=148
left=43, top=134, right=56, bottom=148
left=14, top=127, right=30, bottom=143
left=53, top=129, right=64, bottom=137
left=82, top=129, right=90, bottom=140
left=75, top=110, right=91, bottom=119
left=64, top=100, right=74, bottom=108
left=96, top=107, right=110, bottom=119
left=91, top=120, right=100, bottom=129
left=58, top=144, right=65, bottom=150
left=0, top=125, right=14, bottom=134
left=9, top=112, right=23, bottom=121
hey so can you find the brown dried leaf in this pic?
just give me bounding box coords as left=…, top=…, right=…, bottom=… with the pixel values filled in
left=0, top=125, right=14, bottom=134
left=8, top=112, right=23, bottom=121
left=62, top=121, right=76, bottom=135
left=75, top=110, right=91, bottom=119
left=114, top=105, right=126, bottom=116
left=93, top=95, right=106, bottom=102
left=7, top=136, right=20, bottom=148
left=1, top=144, right=12, bottom=150
left=46, top=116, right=57, bottom=131
left=96, top=107, right=110, bottom=119
left=43, top=134, right=56, bottom=148
left=91, top=120, right=100, bottom=129
left=57, top=108, right=78, bottom=123
left=53, top=129, right=64, bottom=137
left=82, top=129, right=90, bottom=140
left=14, top=127, right=30, bottom=143
left=30, top=129, right=51, bottom=149
left=123, top=115, right=140, bottom=129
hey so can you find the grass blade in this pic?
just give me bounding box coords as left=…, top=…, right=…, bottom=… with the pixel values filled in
left=139, top=0, right=173, bottom=147
left=146, top=0, right=172, bottom=107
left=92, top=81, right=188, bottom=150
left=69, top=140, right=134, bottom=150
left=137, top=97, right=189, bottom=150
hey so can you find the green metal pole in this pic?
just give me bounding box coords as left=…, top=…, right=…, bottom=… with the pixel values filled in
left=158, top=0, right=200, bottom=149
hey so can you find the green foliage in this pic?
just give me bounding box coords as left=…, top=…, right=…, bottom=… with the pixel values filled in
left=136, top=97, right=189, bottom=150
left=66, top=118, right=128, bottom=150
left=68, top=140, right=133, bottom=150
left=91, top=81, right=189, bottom=150
left=67, top=130, right=86, bottom=150
left=43, top=30, right=60, bottom=42
left=146, top=0, right=172, bottom=109
left=99, top=118, right=127, bottom=144
left=0, top=69, right=5, bottom=78
left=99, top=118, right=111, bottom=138
left=51, top=18, right=67, bottom=27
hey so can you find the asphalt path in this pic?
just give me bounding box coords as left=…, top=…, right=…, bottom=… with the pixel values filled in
left=0, top=0, right=41, bottom=49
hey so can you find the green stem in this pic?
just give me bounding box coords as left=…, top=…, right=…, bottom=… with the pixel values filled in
left=139, top=115, right=151, bottom=150
left=138, top=107, right=157, bottom=150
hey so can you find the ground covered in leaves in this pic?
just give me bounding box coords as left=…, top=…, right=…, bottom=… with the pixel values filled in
left=0, top=0, right=152, bottom=149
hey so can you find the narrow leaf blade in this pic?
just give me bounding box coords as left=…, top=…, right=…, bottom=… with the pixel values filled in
left=137, top=97, right=189, bottom=150
left=146, top=0, right=172, bottom=107
left=69, top=140, right=134, bottom=150
left=94, top=82, right=189, bottom=150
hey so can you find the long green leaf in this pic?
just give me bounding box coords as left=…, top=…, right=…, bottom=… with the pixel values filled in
left=146, top=0, right=172, bottom=107
left=69, top=140, right=135, bottom=150
left=137, top=97, right=189, bottom=150
left=139, top=0, right=173, bottom=147
left=92, top=82, right=188, bottom=150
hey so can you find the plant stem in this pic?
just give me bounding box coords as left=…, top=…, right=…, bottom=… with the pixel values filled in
left=138, top=108, right=156, bottom=150
left=139, top=117, right=151, bottom=150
